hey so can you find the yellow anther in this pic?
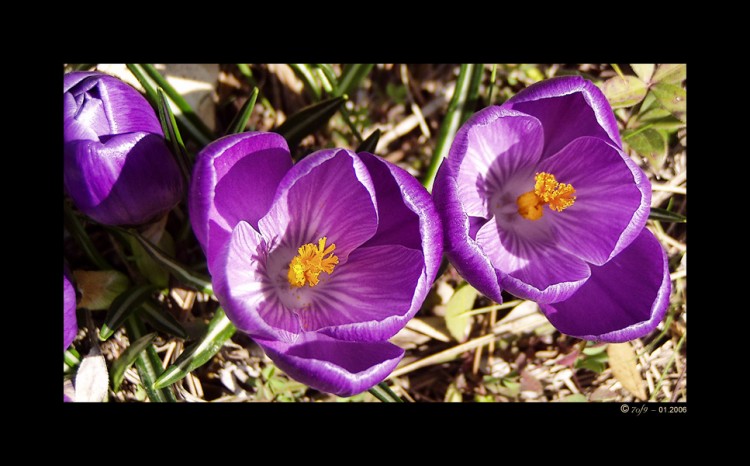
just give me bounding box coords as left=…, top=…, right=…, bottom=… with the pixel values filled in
left=287, top=237, right=339, bottom=288
left=516, top=172, right=576, bottom=220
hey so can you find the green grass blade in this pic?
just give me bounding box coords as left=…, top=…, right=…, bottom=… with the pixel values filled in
left=124, top=316, right=176, bottom=402
left=64, top=349, right=81, bottom=369
left=110, top=332, right=157, bottom=392
left=153, top=308, right=236, bottom=389
left=63, top=202, right=111, bottom=270
left=226, top=87, right=259, bottom=135
left=487, top=64, right=498, bottom=103
left=140, top=64, right=214, bottom=143
left=461, top=63, right=484, bottom=124
left=314, top=64, right=338, bottom=93
left=128, top=64, right=211, bottom=147
left=338, top=102, right=363, bottom=144
left=422, top=64, right=477, bottom=191
left=367, top=382, right=403, bottom=402
left=236, top=63, right=254, bottom=79
left=289, top=64, right=322, bottom=100
left=139, top=299, right=188, bottom=339
left=337, top=64, right=374, bottom=97
left=125, top=64, right=159, bottom=106
left=126, top=229, right=213, bottom=294
left=649, top=331, right=686, bottom=401
left=156, top=87, right=192, bottom=181
left=378, top=382, right=403, bottom=402
left=273, top=96, right=345, bottom=149
left=100, top=284, right=159, bottom=340
left=649, top=207, right=687, bottom=223
left=356, top=129, right=381, bottom=153
left=236, top=64, right=275, bottom=116
left=368, top=385, right=390, bottom=402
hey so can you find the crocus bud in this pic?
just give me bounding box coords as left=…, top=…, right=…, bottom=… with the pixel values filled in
left=63, top=71, right=184, bottom=226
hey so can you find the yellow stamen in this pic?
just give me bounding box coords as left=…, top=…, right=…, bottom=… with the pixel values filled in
left=516, top=172, right=576, bottom=220
left=287, top=237, right=339, bottom=288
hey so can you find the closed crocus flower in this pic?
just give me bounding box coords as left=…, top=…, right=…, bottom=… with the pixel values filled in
left=190, top=132, right=442, bottom=396
left=433, top=76, right=670, bottom=342
left=63, top=71, right=184, bottom=226
left=64, top=267, right=77, bottom=351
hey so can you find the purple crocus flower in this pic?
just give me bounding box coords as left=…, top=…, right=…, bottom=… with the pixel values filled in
left=433, top=76, right=670, bottom=342
left=190, top=132, right=442, bottom=396
left=64, top=267, right=77, bottom=351
left=63, top=71, right=184, bottom=226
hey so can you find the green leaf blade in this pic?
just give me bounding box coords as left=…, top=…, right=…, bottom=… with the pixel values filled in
left=623, top=126, right=668, bottom=172
left=226, top=87, right=259, bottom=135
left=355, top=129, right=381, bottom=154
left=422, top=64, right=478, bottom=191
left=289, top=64, right=322, bottom=100
left=272, top=96, right=345, bottom=149
left=336, top=64, right=374, bottom=97
left=156, top=87, right=192, bottom=182
left=601, top=75, right=648, bottom=108
left=651, top=82, right=686, bottom=122
left=127, top=229, right=213, bottom=294
left=111, top=332, right=157, bottom=392
left=153, top=308, right=236, bottom=389
left=445, top=283, right=478, bottom=342
left=630, top=64, right=655, bottom=83
left=124, top=316, right=176, bottom=402
left=100, top=284, right=159, bottom=341
left=141, top=64, right=214, bottom=143
left=649, top=207, right=686, bottom=223
left=139, top=299, right=188, bottom=340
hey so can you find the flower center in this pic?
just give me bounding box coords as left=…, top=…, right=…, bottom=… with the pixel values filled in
left=516, top=172, right=576, bottom=221
left=287, top=237, right=339, bottom=288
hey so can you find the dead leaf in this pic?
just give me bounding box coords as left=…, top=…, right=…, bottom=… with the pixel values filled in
left=607, top=342, right=647, bottom=400
left=75, top=347, right=109, bottom=402
left=73, top=270, right=130, bottom=311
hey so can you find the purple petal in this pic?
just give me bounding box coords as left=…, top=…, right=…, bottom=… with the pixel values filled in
left=64, top=269, right=77, bottom=351
left=475, top=220, right=590, bottom=303
left=64, top=92, right=100, bottom=142
left=298, top=245, right=424, bottom=341
left=257, top=333, right=404, bottom=397
left=540, top=229, right=670, bottom=342
left=63, top=71, right=163, bottom=140
left=356, top=152, right=422, bottom=251
left=505, top=76, right=621, bottom=158
left=538, top=137, right=651, bottom=265
left=356, top=151, right=443, bottom=321
left=63, top=131, right=184, bottom=226
left=258, top=149, right=378, bottom=261
left=189, top=132, right=292, bottom=268
left=211, top=221, right=297, bottom=342
left=433, top=163, right=504, bottom=303
left=451, top=107, right=545, bottom=219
